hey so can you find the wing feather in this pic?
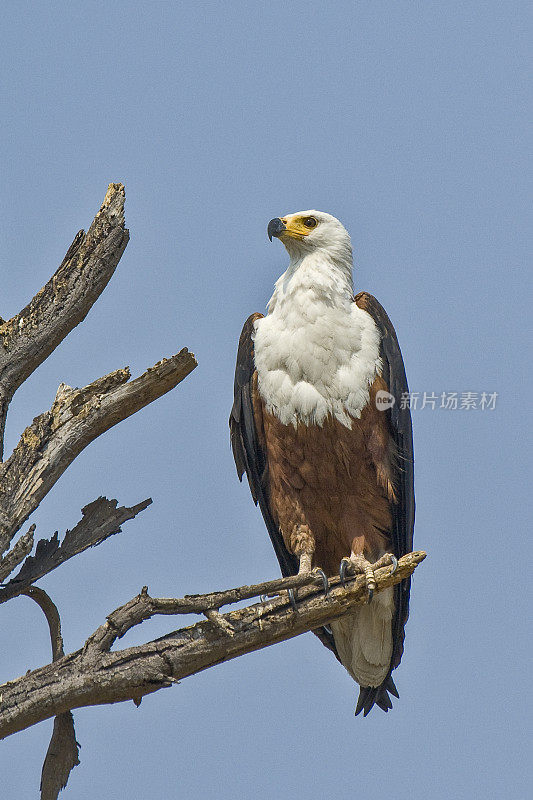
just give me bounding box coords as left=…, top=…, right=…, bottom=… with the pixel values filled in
left=355, top=292, right=415, bottom=702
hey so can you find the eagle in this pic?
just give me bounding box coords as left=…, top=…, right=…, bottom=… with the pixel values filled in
left=230, top=211, right=414, bottom=715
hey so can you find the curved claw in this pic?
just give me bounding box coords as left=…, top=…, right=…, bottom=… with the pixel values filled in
left=389, top=555, right=398, bottom=575
left=312, top=568, right=330, bottom=596
left=260, top=594, right=268, bottom=603
left=339, top=558, right=351, bottom=588
left=367, top=587, right=374, bottom=603
left=287, top=588, right=298, bottom=611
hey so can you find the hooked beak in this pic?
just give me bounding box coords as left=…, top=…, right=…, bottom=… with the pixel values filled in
left=267, top=217, right=286, bottom=241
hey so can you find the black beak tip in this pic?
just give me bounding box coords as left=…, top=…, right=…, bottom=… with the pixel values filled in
left=267, top=217, right=286, bottom=242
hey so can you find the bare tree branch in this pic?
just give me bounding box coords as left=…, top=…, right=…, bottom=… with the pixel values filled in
left=0, top=348, right=196, bottom=554
left=0, top=183, right=130, bottom=459
left=22, top=587, right=80, bottom=799
left=0, top=551, right=426, bottom=739
left=0, top=497, right=152, bottom=602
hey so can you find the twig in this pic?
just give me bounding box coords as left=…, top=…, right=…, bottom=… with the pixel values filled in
left=84, top=571, right=335, bottom=653
left=0, top=551, right=426, bottom=739
left=204, top=609, right=235, bottom=636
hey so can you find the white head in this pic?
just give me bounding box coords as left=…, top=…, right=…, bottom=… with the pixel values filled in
left=267, top=210, right=353, bottom=268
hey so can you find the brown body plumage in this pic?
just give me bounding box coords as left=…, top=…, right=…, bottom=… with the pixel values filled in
left=254, top=374, right=396, bottom=577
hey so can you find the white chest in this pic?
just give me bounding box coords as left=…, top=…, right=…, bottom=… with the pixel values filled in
left=253, top=267, right=382, bottom=428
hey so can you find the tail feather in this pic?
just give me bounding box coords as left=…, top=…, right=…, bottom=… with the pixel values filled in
left=355, top=675, right=399, bottom=717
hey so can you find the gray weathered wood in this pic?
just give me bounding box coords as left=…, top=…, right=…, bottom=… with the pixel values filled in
left=0, top=524, right=35, bottom=582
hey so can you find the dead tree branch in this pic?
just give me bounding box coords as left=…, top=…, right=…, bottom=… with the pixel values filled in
left=0, top=497, right=152, bottom=602
left=0, top=550, right=426, bottom=739
left=22, top=586, right=65, bottom=660
left=0, top=348, right=196, bottom=555
left=39, top=711, right=80, bottom=800
left=0, top=184, right=129, bottom=459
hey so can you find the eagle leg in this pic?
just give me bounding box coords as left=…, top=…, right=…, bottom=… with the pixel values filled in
left=286, top=554, right=330, bottom=611
left=296, top=553, right=330, bottom=596
left=297, top=552, right=314, bottom=574
left=293, top=525, right=329, bottom=596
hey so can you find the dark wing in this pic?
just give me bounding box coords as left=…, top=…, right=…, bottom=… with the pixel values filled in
left=354, top=291, right=415, bottom=714
left=229, top=314, right=339, bottom=659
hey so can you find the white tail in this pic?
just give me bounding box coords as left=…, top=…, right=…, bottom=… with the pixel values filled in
left=330, top=586, right=394, bottom=687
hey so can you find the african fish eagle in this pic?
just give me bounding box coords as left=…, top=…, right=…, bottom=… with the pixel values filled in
left=230, top=211, right=414, bottom=715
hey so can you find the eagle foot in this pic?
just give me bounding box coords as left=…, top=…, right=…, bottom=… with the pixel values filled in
left=370, top=552, right=398, bottom=574
left=339, top=557, right=354, bottom=589
left=339, top=553, right=397, bottom=602
left=339, top=557, right=375, bottom=602
left=287, top=567, right=329, bottom=612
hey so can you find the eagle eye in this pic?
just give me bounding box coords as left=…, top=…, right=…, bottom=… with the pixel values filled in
left=303, top=216, right=318, bottom=229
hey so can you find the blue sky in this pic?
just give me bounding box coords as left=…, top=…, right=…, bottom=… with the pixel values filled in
left=1, top=1, right=530, bottom=798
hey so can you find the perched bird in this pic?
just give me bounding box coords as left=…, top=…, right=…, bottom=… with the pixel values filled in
left=230, top=211, right=414, bottom=715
